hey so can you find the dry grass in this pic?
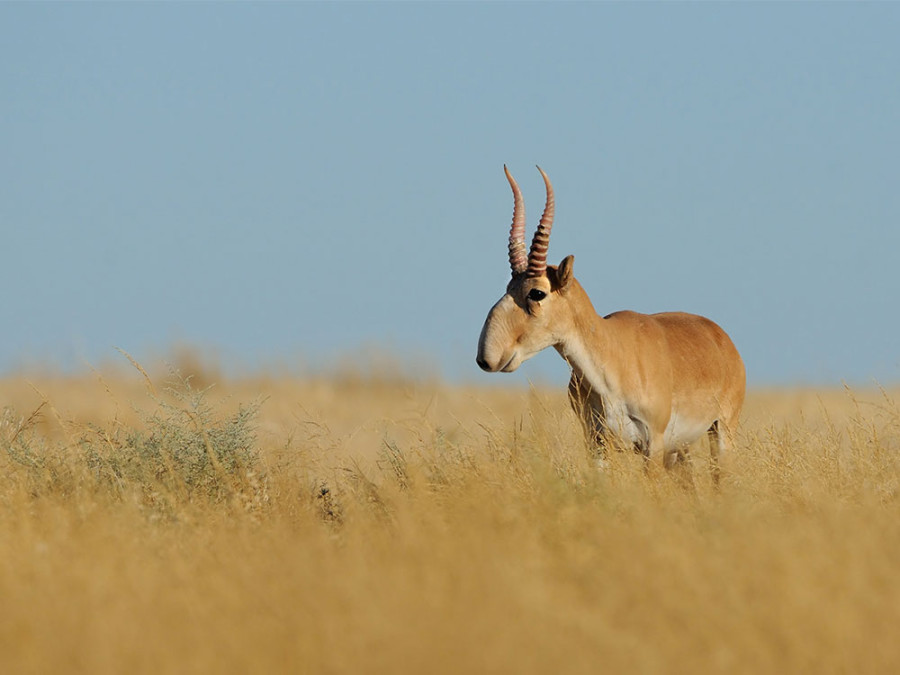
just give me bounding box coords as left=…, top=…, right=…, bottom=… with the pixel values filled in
left=1, top=362, right=899, bottom=674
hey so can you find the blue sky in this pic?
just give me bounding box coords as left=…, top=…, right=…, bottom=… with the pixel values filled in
left=2, top=2, right=899, bottom=386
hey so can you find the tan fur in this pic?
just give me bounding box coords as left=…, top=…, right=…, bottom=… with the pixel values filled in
left=478, top=258, right=745, bottom=478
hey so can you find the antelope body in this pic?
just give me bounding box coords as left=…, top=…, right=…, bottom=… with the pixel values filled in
left=477, top=166, right=745, bottom=476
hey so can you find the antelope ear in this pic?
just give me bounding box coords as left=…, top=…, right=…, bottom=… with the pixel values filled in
left=556, top=255, right=574, bottom=292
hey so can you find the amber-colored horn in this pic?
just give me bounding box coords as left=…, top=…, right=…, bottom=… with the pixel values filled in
left=526, top=166, right=554, bottom=278
left=505, top=165, right=528, bottom=276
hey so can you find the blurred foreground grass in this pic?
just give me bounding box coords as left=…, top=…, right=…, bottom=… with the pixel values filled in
left=1, top=361, right=899, bottom=673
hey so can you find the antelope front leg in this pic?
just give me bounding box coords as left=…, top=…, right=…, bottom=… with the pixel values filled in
left=568, top=373, right=607, bottom=458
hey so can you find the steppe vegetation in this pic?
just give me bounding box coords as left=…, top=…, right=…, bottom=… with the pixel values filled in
left=1, top=352, right=899, bottom=673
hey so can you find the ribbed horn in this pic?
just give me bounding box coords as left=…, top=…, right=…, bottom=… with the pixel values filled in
left=526, top=166, right=555, bottom=278
left=505, top=165, right=528, bottom=276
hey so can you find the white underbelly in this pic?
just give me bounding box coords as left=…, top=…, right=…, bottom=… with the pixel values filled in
left=602, top=402, right=713, bottom=450
left=663, top=413, right=713, bottom=448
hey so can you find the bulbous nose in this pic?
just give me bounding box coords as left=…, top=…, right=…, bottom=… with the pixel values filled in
left=476, top=356, right=491, bottom=372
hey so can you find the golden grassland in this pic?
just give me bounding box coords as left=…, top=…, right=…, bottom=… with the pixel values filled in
left=1, top=358, right=899, bottom=674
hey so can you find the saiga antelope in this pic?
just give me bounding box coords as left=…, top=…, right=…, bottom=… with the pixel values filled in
left=476, top=166, right=745, bottom=479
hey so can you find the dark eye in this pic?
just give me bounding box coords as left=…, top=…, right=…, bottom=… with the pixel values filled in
left=528, top=289, right=547, bottom=302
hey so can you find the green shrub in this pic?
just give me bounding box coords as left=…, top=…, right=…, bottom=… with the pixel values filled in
left=2, top=378, right=268, bottom=513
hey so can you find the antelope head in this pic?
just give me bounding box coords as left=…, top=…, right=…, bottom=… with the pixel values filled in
left=477, top=166, right=577, bottom=373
